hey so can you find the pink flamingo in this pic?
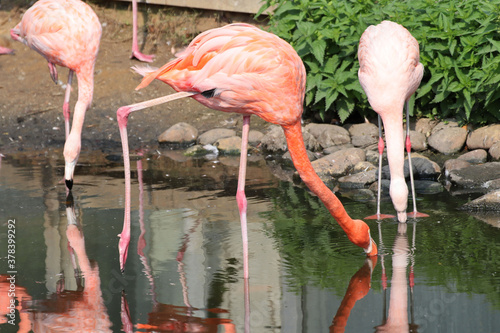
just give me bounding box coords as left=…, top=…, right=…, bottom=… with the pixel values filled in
left=130, top=0, right=155, bottom=62
left=358, top=20, right=428, bottom=222
left=116, top=23, right=377, bottom=272
left=10, top=0, right=101, bottom=190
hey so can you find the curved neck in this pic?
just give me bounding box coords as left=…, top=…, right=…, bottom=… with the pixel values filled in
left=282, top=122, right=371, bottom=249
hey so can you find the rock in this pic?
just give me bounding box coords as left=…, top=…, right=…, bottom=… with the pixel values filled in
left=457, top=149, right=487, bottom=164
left=338, top=169, right=377, bottom=189
left=303, top=130, right=321, bottom=151
left=248, top=130, right=264, bottom=146
left=415, top=118, right=439, bottom=137
left=466, top=124, right=500, bottom=150
left=489, top=141, right=500, bottom=160
left=158, top=122, right=198, bottom=146
left=410, top=153, right=441, bottom=179
left=365, top=149, right=379, bottom=164
left=341, top=189, right=376, bottom=202
left=198, top=128, right=236, bottom=145
left=348, top=123, right=378, bottom=147
left=413, top=180, right=444, bottom=194
left=444, top=159, right=471, bottom=177
left=461, top=190, right=500, bottom=211
left=311, top=148, right=365, bottom=178
left=324, top=143, right=355, bottom=154
left=305, top=123, right=350, bottom=148
left=282, top=149, right=316, bottom=163
left=410, top=130, right=427, bottom=151
left=352, top=161, right=376, bottom=173
left=261, top=126, right=287, bottom=152
left=431, top=119, right=459, bottom=134
left=448, top=162, right=500, bottom=188
left=184, top=144, right=217, bottom=157
left=483, top=179, right=500, bottom=190
left=215, top=136, right=241, bottom=155
left=428, top=125, right=467, bottom=154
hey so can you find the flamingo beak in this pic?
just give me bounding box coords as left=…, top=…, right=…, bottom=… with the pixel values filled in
left=65, top=159, right=77, bottom=190
left=364, top=232, right=378, bottom=256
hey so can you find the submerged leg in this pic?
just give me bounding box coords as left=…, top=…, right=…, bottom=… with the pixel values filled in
left=131, top=0, right=155, bottom=62
left=236, top=115, right=250, bottom=280
left=404, top=101, right=429, bottom=219
left=365, top=115, right=395, bottom=220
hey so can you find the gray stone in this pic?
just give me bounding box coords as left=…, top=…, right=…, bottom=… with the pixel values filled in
left=466, top=124, right=500, bottom=150
left=215, top=136, right=241, bottom=155
left=248, top=130, right=264, bottom=146
left=282, top=149, right=316, bottom=163
left=490, top=141, right=500, bottom=160
left=428, top=126, right=467, bottom=154
left=413, top=180, right=444, bottom=194
left=444, top=159, right=471, bottom=177
left=338, top=169, right=377, bottom=189
left=158, top=122, right=198, bottom=146
left=198, top=128, right=236, bottom=145
left=311, top=148, right=365, bottom=178
left=381, top=154, right=440, bottom=180
left=352, top=161, right=376, bottom=173
left=261, top=126, right=287, bottom=152
left=348, top=123, right=378, bottom=147
left=457, top=149, right=487, bottom=164
left=410, top=130, right=427, bottom=151
left=461, top=190, right=500, bottom=211
left=415, top=118, right=439, bottom=137
left=323, top=143, right=355, bottom=155
left=305, top=123, right=351, bottom=148
left=302, top=130, right=321, bottom=151
left=448, top=162, right=500, bottom=188
left=184, top=145, right=211, bottom=157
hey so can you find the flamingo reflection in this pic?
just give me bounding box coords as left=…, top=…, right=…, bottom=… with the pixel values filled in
left=0, top=275, right=32, bottom=332
left=120, top=154, right=238, bottom=332
left=25, top=193, right=112, bottom=332
left=375, top=222, right=418, bottom=332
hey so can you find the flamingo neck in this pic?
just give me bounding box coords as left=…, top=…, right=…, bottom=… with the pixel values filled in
left=281, top=122, right=373, bottom=251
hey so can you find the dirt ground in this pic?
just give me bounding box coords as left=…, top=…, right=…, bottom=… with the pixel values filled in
left=0, top=1, right=270, bottom=155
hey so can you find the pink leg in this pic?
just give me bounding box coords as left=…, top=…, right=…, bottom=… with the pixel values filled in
left=236, top=115, right=250, bottom=280
left=131, top=0, right=155, bottom=62
left=365, top=115, right=395, bottom=220
left=404, top=101, right=429, bottom=219
left=0, top=46, right=14, bottom=55
left=47, top=62, right=58, bottom=84
left=63, top=70, right=74, bottom=139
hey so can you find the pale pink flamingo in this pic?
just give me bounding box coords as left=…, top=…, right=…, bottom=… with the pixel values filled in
left=358, top=20, right=428, bottom=222
left=0, top=46, right=14, bottom=54
left=116, top=23, right=378, bottom=272
left=130, top=0, right=155, bottom=62
left=10, top=0, right=101, bottom=190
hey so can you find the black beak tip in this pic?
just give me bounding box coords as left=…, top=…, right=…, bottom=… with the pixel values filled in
left=65, top=179, right=73, bottom=190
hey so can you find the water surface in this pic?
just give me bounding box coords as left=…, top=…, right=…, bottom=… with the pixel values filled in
left=0, top=150, right=499, bottom=332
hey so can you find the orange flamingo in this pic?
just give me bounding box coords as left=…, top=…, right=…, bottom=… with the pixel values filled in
left=116, top=23, right=377, bottom=272
left=130, top=0, right=155, bottom=62
left=10, top=0, right=101, bottom=190
left=358, top=20, right=428, bottom=222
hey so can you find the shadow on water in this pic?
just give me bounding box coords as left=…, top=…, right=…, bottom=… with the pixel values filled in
left=0, top=149, right=499, bottom=332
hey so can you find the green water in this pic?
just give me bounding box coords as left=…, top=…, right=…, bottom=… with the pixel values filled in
left=0, top=150, right=499, bottom=332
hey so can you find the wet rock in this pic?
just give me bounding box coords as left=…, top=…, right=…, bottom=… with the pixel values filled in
left=311, top=148, right=365, bottom=178
left=338, top=169, right=377, bottom=189
left=448, top=162, right=500, bottom=188
left=198, top=128, right=235, bottom=145
left=410, top=153, right=441, bottom=179
left=466, top=124, right=500, bottom=150
left=365, top=149, right=379, bottom=164
left=489, top=141, right=500, bottom=160
left=215, top=136, right=241, bottom=155
left=303, top=130, right=321, bottom=151
left=428, top=123, right=467, bottom=154
left=282, top=149, right=316, bottom=163
left=415, top=118, right=439, bottom=137
left=323, top=143, right=355, bottom=155
left=461, top=190, right=500, bottom=211
left=410, top=130, right=427, bottom=151
left=413, top=180, right=444, bottom=194
left=353, top=161, right=376, bottom=173
left=457, top=149, right=487, bottom=164
left=444, top=159, right=471, bottom=177
left=348, top=123, right=378, bottom=147
left=158, top=122, right=198, bottom=146
left=341, top=189, right=376, bottom=202
left=184, top=144, right=215, bottom=157
left=305, top=123, right=350, bottom=149
left=483, top=179, right=500, bottom=191
left=466, top=212, right=500, bottom=228
left=248, top=130, right=264, bottom=146
left=261, top=125, right=287, bottom=152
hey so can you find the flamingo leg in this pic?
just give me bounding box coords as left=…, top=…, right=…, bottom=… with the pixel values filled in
left=365, top=115, right=395, bottom=220
left=404, top=101, right=428, bottom=219
left=116, top=91, right=196, bottom=271
left=63, top=70, right=74, bottom=139
left=131, top=0, right=155, bottom=62
left=236, top=115, right=250, bottom=280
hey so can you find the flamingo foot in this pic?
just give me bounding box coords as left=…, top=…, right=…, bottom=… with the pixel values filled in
left=407, top=211, right=429, bottom=219
left=130, top=50, right=155, bottom=63
left=364, top=213, right=395, bottom=220
left=0, top=46, right=14, bottom=55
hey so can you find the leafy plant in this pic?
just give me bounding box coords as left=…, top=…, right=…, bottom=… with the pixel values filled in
left=257, top=0, right=500, bottom=125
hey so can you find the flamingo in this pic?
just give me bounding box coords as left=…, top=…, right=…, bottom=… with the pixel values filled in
left=358, top=20, right=428, bottom=222
left=10, top=0, right=101, bottom=190
left=0, top=46, right=14, bottom=54
left=130, top=0, right=155, bottom=62
left=116, top=23, right=378, bottom=272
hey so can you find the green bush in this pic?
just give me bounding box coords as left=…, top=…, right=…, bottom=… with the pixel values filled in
left=257, top=0, right=500, bottom=125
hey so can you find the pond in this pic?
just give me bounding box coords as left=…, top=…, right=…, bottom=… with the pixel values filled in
left=0, top=149, right=499, bottom=332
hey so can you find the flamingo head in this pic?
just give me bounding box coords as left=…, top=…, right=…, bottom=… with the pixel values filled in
left=64, top=133, right=81, bottom=191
